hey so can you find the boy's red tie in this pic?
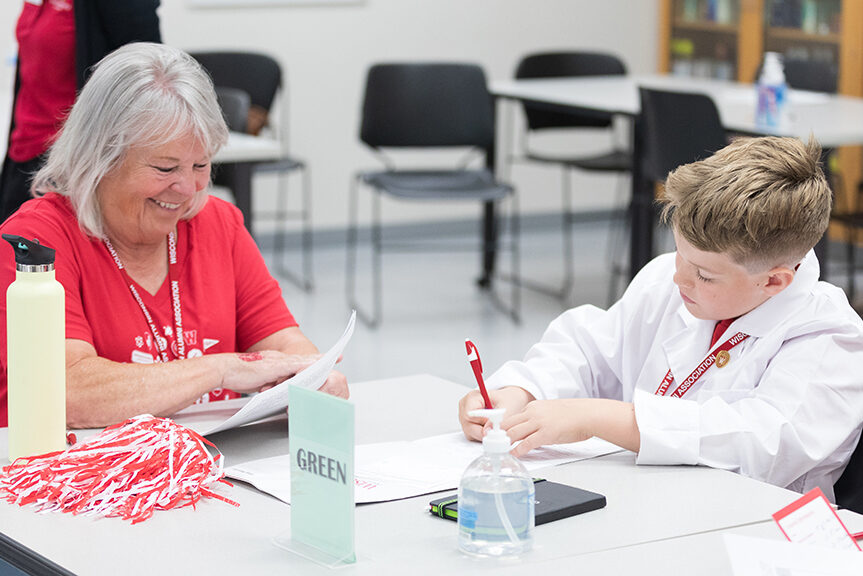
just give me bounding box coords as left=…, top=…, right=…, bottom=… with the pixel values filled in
left=711, top=318, right=736, bottom=348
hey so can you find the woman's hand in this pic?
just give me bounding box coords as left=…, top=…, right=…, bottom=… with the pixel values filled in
left=317, top=370, right=349, bottom=399
left=243, top=327, right=348, bottom=399
left=459, top=386, right=535, bottom=441
left=223, top=351, right=348, bottom=400
left=221, top=351, right=321, bottom=393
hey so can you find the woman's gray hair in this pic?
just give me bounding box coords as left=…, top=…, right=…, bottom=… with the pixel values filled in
left=31, top=42, right=229, bottom=238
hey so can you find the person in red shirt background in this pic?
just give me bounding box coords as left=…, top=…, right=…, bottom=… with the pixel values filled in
left=0, top=42, right=348, bottom=428
left=0, top=0, right=161, bottom=222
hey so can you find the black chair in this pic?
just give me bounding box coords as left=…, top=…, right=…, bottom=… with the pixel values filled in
left=637, top=88, right=727, bottom=265
left=347, top=63, right=519, bottom=328
left=191, top=51, right=312, bottom=291
left=755, top=56, right=838, bottom=94
left=834, top=432, right=863, bottom=514
left=512, top=52, right=632, bottom=302
left=214, top=87, right=251, bottom=133
left=829, top=185, right=863, bottom=304
left=209, top=86, right=252, bottom=207
left=638, top=87, right=727, bottom=184
left=785, top=58, right=839, bottom=94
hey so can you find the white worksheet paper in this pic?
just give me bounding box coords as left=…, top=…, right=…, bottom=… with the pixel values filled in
left=724, top=534, right=863, bottom=576
left=179, top=311, right=355, bottom=436
left=225, top=432, right=623, bottom=504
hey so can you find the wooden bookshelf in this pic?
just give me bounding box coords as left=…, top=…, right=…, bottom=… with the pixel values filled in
left=767, top=26, right=840, bottom=44
left=673, top=20, right=739, bottom=34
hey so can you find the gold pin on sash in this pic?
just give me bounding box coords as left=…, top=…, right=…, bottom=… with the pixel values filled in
left=716, top=350, right=731, bottom=368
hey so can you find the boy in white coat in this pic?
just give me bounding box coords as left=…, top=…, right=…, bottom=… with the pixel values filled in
left=459, top=137, right=863, bottom=499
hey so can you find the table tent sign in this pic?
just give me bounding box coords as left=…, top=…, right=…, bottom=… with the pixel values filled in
left=275, top=384, right=356, bottom=567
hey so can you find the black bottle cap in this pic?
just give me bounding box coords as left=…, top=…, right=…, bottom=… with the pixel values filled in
left=2, top=234, right=56, bottom=266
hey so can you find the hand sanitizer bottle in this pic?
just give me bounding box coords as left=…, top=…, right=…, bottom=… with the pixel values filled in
left=458, top=408, right=534, bottom=557
left=3, top=235, right=65, bottom=461
left=756, top=52, right=789, bottom=128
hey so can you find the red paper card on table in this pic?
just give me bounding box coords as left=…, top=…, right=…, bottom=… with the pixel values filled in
left=772, top=487, right=860, bottom=552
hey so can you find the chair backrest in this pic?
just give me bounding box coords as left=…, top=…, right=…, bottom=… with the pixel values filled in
left=214, top=86, right=251, bottom=132
left=834, top=433, right=863, bottom=514
left=754, top=56, right=838, bottom=94
left=784, top=58, right=838, bottom=94
left=359, top=63, right=494, bottom=151
left=638, top=87, right=727, bottom=183
left=515, top=51, right=627, bottom=131
left=190, top=51, right=282, bottom=134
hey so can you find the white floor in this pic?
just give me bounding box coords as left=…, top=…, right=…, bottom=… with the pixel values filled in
left=262, top=216, right=652, bottom=388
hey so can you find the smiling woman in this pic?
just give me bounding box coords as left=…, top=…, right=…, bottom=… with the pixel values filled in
left=96, top=135, right=213, bottom=294
left=0, top=43, right=347, bottom=429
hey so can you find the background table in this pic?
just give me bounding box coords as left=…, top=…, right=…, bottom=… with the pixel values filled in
left=211, top=131, right=282, bottom=235
left=0, top=374, right=840, bottom=575
left=488, top=74, right=863, bottom=282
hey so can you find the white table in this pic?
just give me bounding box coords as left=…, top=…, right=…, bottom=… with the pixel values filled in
left=0, top=374, right=838, bottom=575
left=492, top=74, right=863, bottom=146
left=520, top=508, right=863, bottom=576
left=213, top=132, right=282, bottom=165
left=488, top=74, right=863, bottom=280
left=210, top=131, right=283, bottom=236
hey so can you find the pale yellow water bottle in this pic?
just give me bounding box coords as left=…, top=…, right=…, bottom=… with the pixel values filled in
left=3, top=235, right=65, bottom=461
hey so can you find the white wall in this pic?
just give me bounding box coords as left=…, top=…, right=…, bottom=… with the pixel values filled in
left=0, top=0, right=660, bottom=231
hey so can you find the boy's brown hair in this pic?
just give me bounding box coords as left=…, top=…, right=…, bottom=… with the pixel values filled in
left=660, top=136, right=831, bottom=271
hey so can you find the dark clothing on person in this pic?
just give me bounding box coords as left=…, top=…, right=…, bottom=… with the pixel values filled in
left=0, top=0, right=161, bottom=222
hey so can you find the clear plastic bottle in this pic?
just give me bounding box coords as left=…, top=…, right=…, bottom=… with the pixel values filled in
left=458, top=408, right=534, bottom=557
left=756, top=52, right=789, bottom=128
left=3, top=235, right=65, bottom=461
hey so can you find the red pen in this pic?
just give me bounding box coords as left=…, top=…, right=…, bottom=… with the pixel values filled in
left=852, top=531, right=863, bottom=540
left=465, top=339, right=493, bottom=409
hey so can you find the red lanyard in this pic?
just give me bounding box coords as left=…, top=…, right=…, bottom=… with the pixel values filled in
left=104, top=232, right=185, bottom=363
left=654, top=331, right=749, bottom=398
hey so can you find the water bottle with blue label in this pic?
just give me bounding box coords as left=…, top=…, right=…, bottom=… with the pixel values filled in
left=756, top=52, right=789, bottom=128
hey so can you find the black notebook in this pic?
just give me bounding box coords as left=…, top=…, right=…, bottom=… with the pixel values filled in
left=429, top=479, right=606, bottom=525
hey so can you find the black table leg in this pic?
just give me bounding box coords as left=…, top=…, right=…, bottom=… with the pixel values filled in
left=479, top=201, right=496, bottom=288
left=815, top=147, right=835, bottom=280
left=479, top=107, right=498, bottom=289
left=215, top=162, right=255, bottom=235
left=629, top=115, right=654, bottom=280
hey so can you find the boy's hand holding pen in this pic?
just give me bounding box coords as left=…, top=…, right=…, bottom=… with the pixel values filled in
left=459, top=339, right=535, bottom=442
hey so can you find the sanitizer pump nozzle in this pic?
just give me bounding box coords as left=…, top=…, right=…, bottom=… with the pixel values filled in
left=470, top=408, right=510, bottom=454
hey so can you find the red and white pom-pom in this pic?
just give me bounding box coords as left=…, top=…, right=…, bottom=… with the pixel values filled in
left=0, top=415, right=238, bottom=524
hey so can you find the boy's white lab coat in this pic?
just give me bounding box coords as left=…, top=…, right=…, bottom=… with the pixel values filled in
left=488, top=251, right=863, bottom=499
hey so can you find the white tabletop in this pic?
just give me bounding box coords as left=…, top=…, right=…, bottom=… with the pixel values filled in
left=0, top=374, right=839, bottom=575
left=212, top=131, right=282, bottom=164
left=491, top=74, right=863, bottom=147
left=512, top=508, right=863, bottom=576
